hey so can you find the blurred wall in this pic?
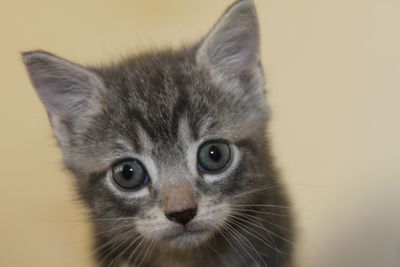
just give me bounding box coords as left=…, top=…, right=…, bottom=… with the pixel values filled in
left=0, top=0, right=399, bottom=266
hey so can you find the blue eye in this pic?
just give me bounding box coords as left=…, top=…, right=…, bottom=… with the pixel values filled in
left=112, top=160, right=149, bottom=190
left=198, top=141, right=232, bottom=173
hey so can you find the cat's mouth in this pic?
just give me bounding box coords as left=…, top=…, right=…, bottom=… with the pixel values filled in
left=165, top=229, right=204, bottom=240
left=163, top=227, right=211, bottom=248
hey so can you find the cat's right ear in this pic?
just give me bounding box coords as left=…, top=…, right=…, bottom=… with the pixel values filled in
left=22, top=51, right=104, bottom=122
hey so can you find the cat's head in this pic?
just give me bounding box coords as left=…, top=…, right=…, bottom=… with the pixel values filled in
left=23, top=0, right=273, bottom=250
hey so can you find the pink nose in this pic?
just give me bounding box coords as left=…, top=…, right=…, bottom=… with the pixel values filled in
left=165, top=208, right=197, bottom=225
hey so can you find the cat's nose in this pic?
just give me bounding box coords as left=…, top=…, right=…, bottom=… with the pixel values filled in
left=165, top=208, right=197, bottom=225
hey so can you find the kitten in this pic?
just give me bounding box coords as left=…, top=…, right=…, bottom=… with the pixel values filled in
left=22, top=0, right=294, bottom=266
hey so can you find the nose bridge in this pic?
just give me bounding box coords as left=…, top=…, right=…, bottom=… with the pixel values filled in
left=160, top=179, right=197, bottom=213
left=155, top=142, right=198, bottom=214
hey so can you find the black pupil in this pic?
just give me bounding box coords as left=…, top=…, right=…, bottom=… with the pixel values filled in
left=122, top=164, right=134, bottom=180
left=208, top=145, right=221, bottom=162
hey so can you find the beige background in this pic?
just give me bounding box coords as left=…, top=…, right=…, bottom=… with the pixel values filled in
left=1, top=0, right=399, bottom=266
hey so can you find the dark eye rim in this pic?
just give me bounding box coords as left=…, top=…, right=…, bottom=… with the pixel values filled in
left=197, top=139, right=232, bottom=174
left=111, top=158, right=150, bottom=191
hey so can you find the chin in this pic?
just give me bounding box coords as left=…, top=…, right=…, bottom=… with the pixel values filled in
left=164, top=229, right=212, bottom=249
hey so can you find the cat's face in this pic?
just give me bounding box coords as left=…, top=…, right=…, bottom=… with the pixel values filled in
left=69, top=52, right=268, bottom=249
left=23, top=0, right=271, bottom=250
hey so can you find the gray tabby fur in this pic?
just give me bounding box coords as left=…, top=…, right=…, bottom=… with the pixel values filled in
left=22, top=0, right=294, bottom=266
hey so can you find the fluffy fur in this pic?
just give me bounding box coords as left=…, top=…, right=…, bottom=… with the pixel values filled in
left=23, top=0, right=294, bottom=266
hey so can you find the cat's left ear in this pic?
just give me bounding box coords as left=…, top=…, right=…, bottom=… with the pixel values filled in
left=196, top=0, right=262, bottom=86
left=22, top=51, right=104, bottom=122
left=22, top=51, right=106, bottom=148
